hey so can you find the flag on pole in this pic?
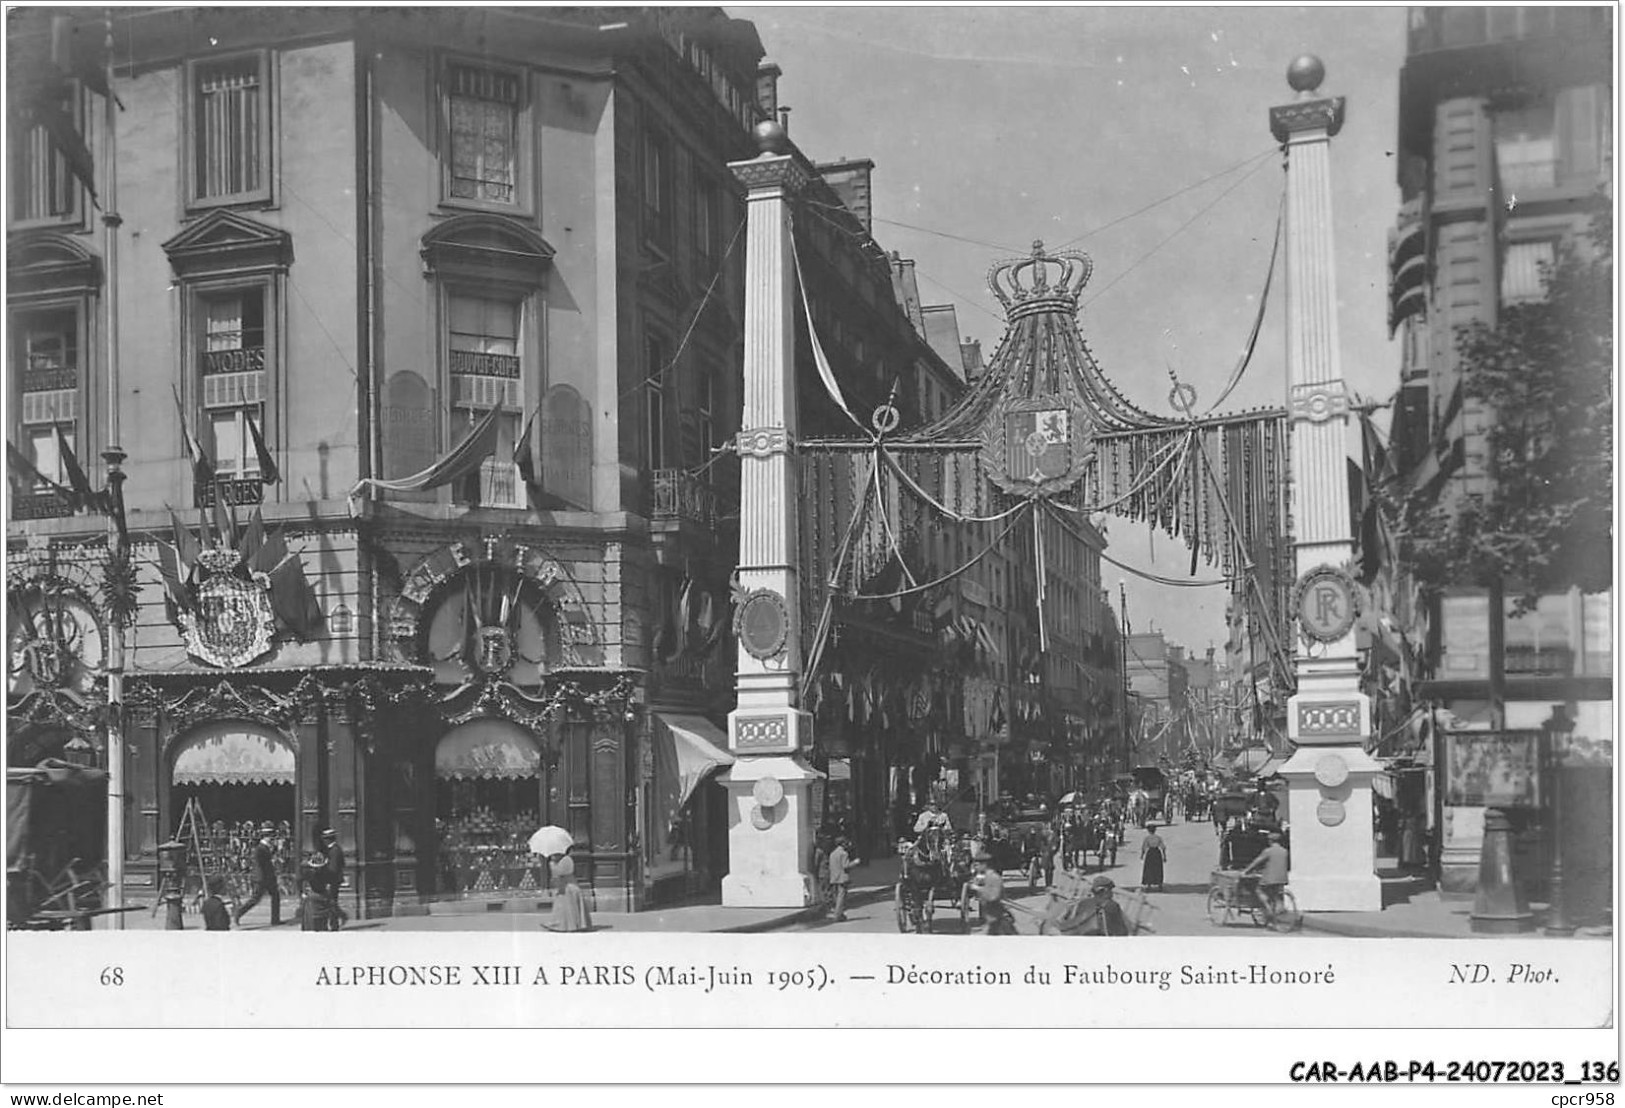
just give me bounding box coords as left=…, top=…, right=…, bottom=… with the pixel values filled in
left=7, top=439, right=75, bottom=507
left=514, top=404, right=539, bottom=487
left=238, top=506, right=266, bottom=567
left=173, top=384, right=215, bottom=489
left=350, top=405, right=503, bottom=499
left=167, top=505, right=200, bottom=575
left=245, top=408, right=280, bottom=486
left=54, top=424, right=101, bottom=512
left=155, top=540, right=188, bottom=613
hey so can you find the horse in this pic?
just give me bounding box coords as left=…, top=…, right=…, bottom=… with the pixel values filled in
left=897, top=827, right=960, bottom=933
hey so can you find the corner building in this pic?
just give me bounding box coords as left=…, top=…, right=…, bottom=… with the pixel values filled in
left=7, top=7, right=780, bottom=915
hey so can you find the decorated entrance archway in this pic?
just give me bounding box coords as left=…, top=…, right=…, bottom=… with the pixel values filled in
left=432, top=718, right=553, bottom=897
left=167, top=721, right=301, bottom=896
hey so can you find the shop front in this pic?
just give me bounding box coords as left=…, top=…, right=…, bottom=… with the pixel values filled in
left=643, top=712, right=733, bottom=905
left=431, top=719, right=551, bottom=897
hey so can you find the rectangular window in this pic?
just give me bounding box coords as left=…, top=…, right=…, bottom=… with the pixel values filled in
left=694, top=177, right=722, bottom=266
left=10, top=307, right=82, bottom=518
left=1501, top=240, right=1555, bottom=305
left=191, top=286, right=272, bottom=505
left=447, top=63, right=518, bottom=204
left=645, top=334, right=668, bottom=470
left=642, top=128, right=672, bottom=252
left=8, top=86, right=77, bottom=225
left=192, top=54, right=270, bottom=205
left=1493, top=104, right=1557, bottom=193
left=447, top=292, right=524, bottom=507
left=696, top=368, right=715, bottom=461
left=1502, top=594, right=1574, bottom=677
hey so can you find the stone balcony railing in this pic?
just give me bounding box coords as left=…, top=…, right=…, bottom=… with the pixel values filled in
left=652, top=468, right=718, bottom=529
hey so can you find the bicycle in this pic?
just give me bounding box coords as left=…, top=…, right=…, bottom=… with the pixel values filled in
left=1206, top=869, right=1302, bottom=932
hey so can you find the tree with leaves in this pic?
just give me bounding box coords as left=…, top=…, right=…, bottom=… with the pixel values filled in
left=1390, top=208, right=1613, bottom=611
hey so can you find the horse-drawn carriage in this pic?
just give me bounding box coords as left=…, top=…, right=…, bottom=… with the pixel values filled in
left=975, top=809, right=1053, bottom=891
left=894, top=827, right=973, bottom=933
left=6, top=761, right=128, bottom=930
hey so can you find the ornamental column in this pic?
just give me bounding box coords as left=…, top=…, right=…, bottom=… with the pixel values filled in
left=721, top=122, right=819, bottom=908
left=1271, top=56, right=1382, bottom=911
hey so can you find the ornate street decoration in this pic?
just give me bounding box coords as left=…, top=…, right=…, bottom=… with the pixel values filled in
left=178, top=546, right=278, bottom=668
left=7, top=566, right=107, bottom=700
left=473, top=625, right=515, bottom=677
left=734, top=588, right=790, bottom=660
left=386, top=535, right=602, bottom=671
left=1291, top=564, right=1361, bottom=645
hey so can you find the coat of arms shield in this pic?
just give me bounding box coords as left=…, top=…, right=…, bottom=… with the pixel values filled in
left=180, top=571, right=277, bottom=668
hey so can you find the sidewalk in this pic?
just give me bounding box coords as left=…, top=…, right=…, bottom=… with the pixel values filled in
left=1300, top=889, right=1612, bottom=940
left=123, top=856, right=906, bottom=934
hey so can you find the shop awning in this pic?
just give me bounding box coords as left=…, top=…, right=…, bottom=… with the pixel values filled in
left=826, top=757, right=851, bottom=782
left=435, top=719, right=542, bottom=780
left=1256, top=755, right=1287, bottom=779
left=655, top=713, right=735, bottom=814
left=173, top=728, right=296, bottom=786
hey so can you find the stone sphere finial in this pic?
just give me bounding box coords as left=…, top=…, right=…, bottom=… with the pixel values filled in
left=1287, top=54, right=1325, bottom=93
left=753, top=118, right=789, bottom=156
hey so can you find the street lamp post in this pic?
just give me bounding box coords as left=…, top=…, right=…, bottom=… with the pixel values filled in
left=1542, top=704, right=1576, bottom=935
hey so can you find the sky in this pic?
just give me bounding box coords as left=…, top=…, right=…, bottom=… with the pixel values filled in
left=733, top=4, right=1409, bottom=657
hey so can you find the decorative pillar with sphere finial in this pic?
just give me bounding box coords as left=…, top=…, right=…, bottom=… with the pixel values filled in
left=720, top=119, right=820, bottom=908
left=1270, top=56, right=1383, bottom=911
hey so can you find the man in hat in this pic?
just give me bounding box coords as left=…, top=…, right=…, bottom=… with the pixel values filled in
left=1083, top=875, right=1131, bottom=936
left=826, top=836, right=860, bottom=922
left=1241, top=831, right=1290, bottom=918
left=320, top=828, right=348, bottom=931
left=969, top=853, right=1013, bottom=934
left=234, top=824, right=281, bottom=927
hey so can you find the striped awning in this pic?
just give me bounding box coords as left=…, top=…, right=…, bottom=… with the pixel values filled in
left=435, top=719, right=542, bottom=780
left=173, top=727, right=296, bottom=786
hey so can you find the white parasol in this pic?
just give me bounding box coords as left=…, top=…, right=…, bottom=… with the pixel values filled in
left=528, top=825, right=574, bottom=858
left=1058, top=792, right=1080, bottom=806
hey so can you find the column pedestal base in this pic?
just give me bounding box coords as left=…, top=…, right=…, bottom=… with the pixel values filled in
left=1281, top=743, right=1383, bottom=912
left=720, top=755, right=820, bottom=909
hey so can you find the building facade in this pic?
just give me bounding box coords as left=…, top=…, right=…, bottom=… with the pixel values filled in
left=1385, top=6, right=1613, bottom=905
left=5, top=7, right=785, bottom=916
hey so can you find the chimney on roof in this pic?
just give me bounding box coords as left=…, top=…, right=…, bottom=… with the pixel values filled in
left=756, top=61, right=781, bottom=119
left=960, top=338, right=984, bottom=381
left=816, top=157, right=875, bottom=235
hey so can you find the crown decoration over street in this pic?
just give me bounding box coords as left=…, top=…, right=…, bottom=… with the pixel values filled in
left=987, top=240, right=1094, bottom=320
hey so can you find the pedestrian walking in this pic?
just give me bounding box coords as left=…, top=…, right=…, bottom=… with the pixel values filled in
left=200, top=875, right=232, bottom=931
left=233, top=824, right=282, bottom=926
left=810, top=835, right=832, bottom=914
left=545, top=851, right=593, bottom=932
left=321, top=828, right=348, bottom=931
left=827, top=836, right=860, bottom=921
left=1140, top=823, right=1167, bottom=892
left=299, top=849, right=336, bottom=931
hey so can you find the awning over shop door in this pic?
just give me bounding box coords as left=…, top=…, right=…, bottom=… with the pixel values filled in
left=1255, top=755, right=1287, bottom=779
left=652, top=713, right=734, bottom=839
left=435, top=719, right=542, bottom=780
left=172, top=727, right=296, bottom=786
left=653, top=708, right=731, bottom=812
left=826, top=757, right=851, bottom=782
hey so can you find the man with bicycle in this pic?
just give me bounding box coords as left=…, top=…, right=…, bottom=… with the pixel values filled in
left=1240, top=831, right=1290, bottom=918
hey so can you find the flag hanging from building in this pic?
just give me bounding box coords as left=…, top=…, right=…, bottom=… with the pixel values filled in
left=173, top=385, right=216, bottom=489
left=514, top=404, right=539, bottom=487
left=6, top=13, right=117, bottom=206
left=245, top=409, right=280, bottom=486
left=350, top=405, right=502, bottom=499
left=53, top=425, right=102, bottom=512
left=7, top=439, right=75, bottom=507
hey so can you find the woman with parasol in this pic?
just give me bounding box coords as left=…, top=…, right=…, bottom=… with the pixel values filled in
left=530, top=825, right=592, bottom=932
